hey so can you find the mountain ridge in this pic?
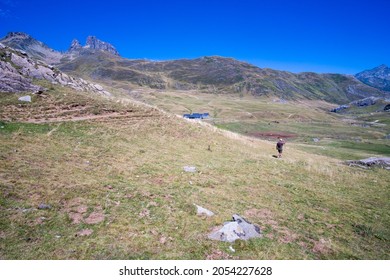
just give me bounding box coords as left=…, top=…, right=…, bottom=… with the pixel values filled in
left=1, top=32, right=389, bottom=104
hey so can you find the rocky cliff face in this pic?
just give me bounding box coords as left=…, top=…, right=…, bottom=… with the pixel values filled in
left=66, top=36, right=119, bottom=56
left=355, top=64, right=390, bottom=91
left=0, top=43, right=111, bottom=96
left=84, top=36, right=119, bottom=56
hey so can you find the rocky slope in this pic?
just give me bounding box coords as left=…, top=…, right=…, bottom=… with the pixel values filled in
left=0, top=43, right=111, bottom=96
left=355, top=64, right=390, bottom=91
left=0, top=32, right=63, bottom=64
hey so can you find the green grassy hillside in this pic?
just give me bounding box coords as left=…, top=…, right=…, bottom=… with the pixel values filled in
left=1, top=85, right=389, bottom=259
left=57, top=52, right=389, bottom=104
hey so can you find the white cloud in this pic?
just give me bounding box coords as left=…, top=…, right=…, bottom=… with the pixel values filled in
left=0, top=8, right=10, bottom=18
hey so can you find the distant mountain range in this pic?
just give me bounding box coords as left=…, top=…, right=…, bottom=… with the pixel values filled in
left=1, top=32, right=389, bottom=104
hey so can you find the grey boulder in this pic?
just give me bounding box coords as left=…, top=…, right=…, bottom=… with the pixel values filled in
left=208, top=214, right=261, bottom=242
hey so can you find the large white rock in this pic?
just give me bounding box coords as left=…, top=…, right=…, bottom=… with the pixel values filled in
left=18, top=95, right=32, bottom=102
left=194, top=204, right=215, bottom=217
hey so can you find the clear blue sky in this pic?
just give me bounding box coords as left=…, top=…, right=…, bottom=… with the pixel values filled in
left=0, top=0, right=389, bottom=74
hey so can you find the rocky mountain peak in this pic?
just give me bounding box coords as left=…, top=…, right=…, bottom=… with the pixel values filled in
left=68, top=39, right=82, bottom=52
left=4, top=32, right=31, bottom=40
left=84, top=36, right=119, bottom=56
left=0, top=31, right=63, bottom=64
left=2, top=31, right=39, bottom=47
left=355, top=64, right=390, bottom=92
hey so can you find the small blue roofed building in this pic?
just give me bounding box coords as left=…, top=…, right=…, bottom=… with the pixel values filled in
left=183, top=113, right=209, bottom=119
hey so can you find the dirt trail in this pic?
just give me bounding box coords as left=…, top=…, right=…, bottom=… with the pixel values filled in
left=23, top=112, right=149, bottom=124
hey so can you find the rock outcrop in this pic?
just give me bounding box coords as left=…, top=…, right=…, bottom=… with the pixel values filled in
left=347, top=157, right=390, bottom=170
left=0, top=43, right=111, bottom=96
left=330, top=96, right=382, bottom=113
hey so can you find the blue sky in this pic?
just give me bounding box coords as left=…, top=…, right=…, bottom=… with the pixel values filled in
left=0, top=0, right=389, bottom=74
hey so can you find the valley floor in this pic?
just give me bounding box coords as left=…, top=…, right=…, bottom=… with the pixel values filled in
left=0, top=86, right=389, bottom=259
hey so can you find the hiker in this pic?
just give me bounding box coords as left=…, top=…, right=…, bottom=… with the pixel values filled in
left=276, top=138, right=285, bottom=158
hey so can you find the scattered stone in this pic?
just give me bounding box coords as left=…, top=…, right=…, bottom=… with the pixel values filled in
left=194, top=204, right=215, bottom=217
left=347, top=157, right=390, bottom=170
left=312, top=138, right=320, bottom=142
left=21, top=208, right=34, bottom=213
left=76, top=229, right=93, bottom=237
left=38, top=203, right=52, bottom=210
left=229, top=246, right=235, bottom=252
left=18, top=95, right=31, bottom=102
left=208, top=214, right=262, bottom=242
left=184, top=166, right=196, bottom=172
